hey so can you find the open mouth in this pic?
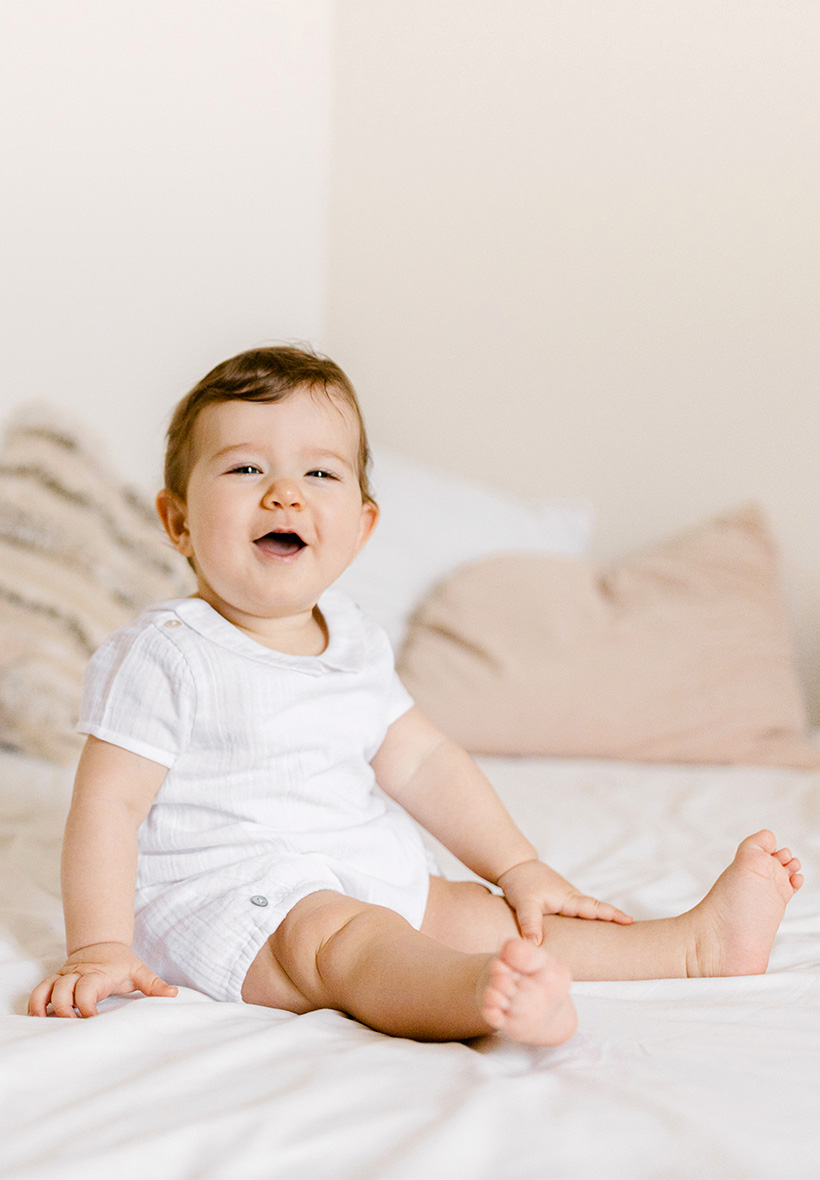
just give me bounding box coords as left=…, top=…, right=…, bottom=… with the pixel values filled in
left=253, top=530, right=307, bottom=557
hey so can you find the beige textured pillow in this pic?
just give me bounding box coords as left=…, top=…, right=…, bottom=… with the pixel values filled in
left=397, top=504, right=820, bottom=767
left=0, top=406, right=195, bottom=764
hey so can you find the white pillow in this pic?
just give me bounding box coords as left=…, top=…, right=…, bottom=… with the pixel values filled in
left=334, top=447, right=593, bottom=651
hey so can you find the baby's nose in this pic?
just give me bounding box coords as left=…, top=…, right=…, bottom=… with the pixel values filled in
left=262, top=479, right=303, bottom=509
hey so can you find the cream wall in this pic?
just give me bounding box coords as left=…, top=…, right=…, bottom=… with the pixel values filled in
left=2, top=2, right=818, bottom=718
left=324, top=0, right=820, bottom=719
left=0, top=0, right=331, bottom=492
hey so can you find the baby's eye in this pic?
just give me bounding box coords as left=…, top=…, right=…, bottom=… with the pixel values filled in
left=306, top=469, right=337, bottom=480
left=228, top=464, right=262, bottom=476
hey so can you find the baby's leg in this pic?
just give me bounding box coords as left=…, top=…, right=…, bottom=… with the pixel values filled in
left=423, top=831, right=802, bottom=980
left=242, top=890, right=577, bottom=1046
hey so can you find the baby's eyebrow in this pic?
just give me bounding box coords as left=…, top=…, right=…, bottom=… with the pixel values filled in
left=213, top=443, right=255, bottom=459
left=211, top=443, right=354, bottom=469
left=308, top=449, right=354, bottom=470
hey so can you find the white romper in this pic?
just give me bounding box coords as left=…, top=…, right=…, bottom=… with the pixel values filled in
left=76, top=589, right=431, bottom=1002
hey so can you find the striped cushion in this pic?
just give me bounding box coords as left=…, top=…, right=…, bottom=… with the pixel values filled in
left=0, top=406, right=195, bottom=763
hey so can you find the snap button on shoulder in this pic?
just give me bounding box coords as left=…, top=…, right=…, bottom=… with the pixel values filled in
left=250, top=895, right=269, bottom=907
left=164, top=619, right=182, bottom=628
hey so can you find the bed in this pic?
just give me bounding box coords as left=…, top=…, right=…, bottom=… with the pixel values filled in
left=1, top=410, right=819, bottom=1179
left=3, top=749, right=820, bottom=1179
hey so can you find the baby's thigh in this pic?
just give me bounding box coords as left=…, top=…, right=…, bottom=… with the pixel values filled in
left=420, top=876, right=519, bottom=954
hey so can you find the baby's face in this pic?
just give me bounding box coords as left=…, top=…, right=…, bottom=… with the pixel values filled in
left=161, top=388, right=378, bottom=629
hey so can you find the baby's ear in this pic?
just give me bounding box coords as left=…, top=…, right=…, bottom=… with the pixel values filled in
left=156, top=489, right=193, bottom=557
left=355, top=499, right=379, bottom=554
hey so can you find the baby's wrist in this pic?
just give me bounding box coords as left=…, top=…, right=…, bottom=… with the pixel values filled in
left=66, top=940, right=132, bottom=959
left=493, top=850, right=540, bottom=888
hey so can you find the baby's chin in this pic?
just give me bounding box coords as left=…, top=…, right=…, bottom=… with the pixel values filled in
left=194, top=549, right=360, bottom=624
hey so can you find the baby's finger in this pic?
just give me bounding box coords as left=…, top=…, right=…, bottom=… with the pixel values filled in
left=73, top=971, right=112, bottom=1018
left=513, top=900, right=544, bottom=944
left=564, top=895, right=633, bottom=924
left=132, top=962, right=178, bottom=1000
left=49, top=973, right=82, bottom=1018
left=599, top=902, right=633, bottom=924
left=27, top=976, right=57, bottom=1017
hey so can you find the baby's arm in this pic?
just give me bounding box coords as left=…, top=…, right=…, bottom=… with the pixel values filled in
left=27, top=735, right=178, bottom=1017
left=371, top=707, right=632, bottom=940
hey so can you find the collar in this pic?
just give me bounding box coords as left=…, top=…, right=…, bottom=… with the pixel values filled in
left=149, top=589, right=365, bottom=676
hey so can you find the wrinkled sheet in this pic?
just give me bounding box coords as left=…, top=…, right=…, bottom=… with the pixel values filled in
left=1, top=749, right=819, bottom=1179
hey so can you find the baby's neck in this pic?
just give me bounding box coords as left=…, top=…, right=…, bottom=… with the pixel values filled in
left=191, top=594, right=329, bottom=656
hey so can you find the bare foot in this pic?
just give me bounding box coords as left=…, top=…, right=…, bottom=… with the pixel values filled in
left=480, top=938, right=577, bottom=1046
left=686, top=830, right=803, bottom=977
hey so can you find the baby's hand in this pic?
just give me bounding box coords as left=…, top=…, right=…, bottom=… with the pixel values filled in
left=497, top=860, right=633, bottom=944
left=27, top=942, right=178, bottom=1018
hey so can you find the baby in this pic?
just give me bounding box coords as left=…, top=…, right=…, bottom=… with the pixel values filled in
left=29, top=346, right=803, bottom=1045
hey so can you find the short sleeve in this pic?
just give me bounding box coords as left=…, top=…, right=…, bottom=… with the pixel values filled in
left=386, top=670, right=414, bottom=727
left=77, top=623, right=195, bottom=768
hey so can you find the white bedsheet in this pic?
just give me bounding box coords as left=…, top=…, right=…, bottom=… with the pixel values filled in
left=2, top=749, right=819, bottom=1179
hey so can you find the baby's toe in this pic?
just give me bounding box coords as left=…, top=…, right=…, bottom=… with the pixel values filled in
left=483, top=976, right=519, bottom=1029
left=489, top=960, right=518, bottom=1001
left=746, top=830, right=777, bottom=855
left=498, top=937, right=549, bottom=976
left=483, top=985, right=511, bottom=1017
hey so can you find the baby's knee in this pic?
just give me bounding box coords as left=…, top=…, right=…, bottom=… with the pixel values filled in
left=274, top=891, right=411, bottom=1008
left=271, top=890, right=372, bottom=1004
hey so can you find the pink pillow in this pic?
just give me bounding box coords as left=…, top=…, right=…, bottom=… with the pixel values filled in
left=397, top=504, right=820, bottom=766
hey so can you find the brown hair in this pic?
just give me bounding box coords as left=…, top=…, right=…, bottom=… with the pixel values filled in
left=164, top=345, right=375, bottom=504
